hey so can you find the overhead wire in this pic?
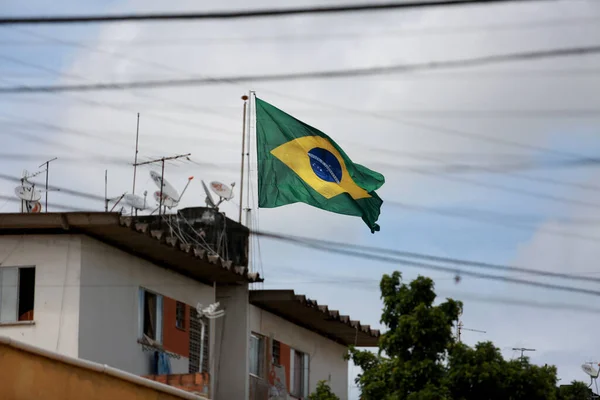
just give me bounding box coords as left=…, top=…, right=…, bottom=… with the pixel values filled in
left=2, top=44, right=600, bottom=93
left=2, top=15, right=598, bottom=46
left=252, top=229, right=600, bottom=284
left=0, top=0, right=557, bottom=25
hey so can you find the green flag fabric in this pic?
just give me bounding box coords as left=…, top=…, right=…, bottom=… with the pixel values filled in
left=255, top=97, right=385, bottom=233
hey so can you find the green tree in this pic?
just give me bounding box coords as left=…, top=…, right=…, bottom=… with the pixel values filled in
left=348, top=271, right=561, bottom=400
left=308, top=380, right=340, bottom=400
left=348, top=271, right=461, bottom=399
left=557, top=381, right=593, bottom=400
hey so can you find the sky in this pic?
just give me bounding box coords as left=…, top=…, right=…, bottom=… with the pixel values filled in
left=1, top=0, right=600, bottom=397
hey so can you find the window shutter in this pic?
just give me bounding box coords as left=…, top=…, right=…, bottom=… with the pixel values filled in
left=156, top=294, right=163, bottom=344
left=303, top=353, right=309, bottom=396
left=137, top=288, right=144, bottom=339
left=0, top=268, right=18, bottom=323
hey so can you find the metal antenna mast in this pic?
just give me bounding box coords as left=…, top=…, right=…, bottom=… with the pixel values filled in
left=134, top=153, right=190, bottom=217
left=456, top=320, right=486, bottom=343
left=39, top=157, right=57, bottom=212
left=131, top=113, right=140, bottom=215
left=513, top=347, right=536, bottom=361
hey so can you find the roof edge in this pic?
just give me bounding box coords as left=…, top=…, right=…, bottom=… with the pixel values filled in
left=249, top=289, right=381, bottom=343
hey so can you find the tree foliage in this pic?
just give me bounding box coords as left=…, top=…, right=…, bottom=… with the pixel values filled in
left=348, top=271, right=572, bottom=400
left=557, top=381, right=593, bottom=400
left=308, top=380, right=341, bottom=400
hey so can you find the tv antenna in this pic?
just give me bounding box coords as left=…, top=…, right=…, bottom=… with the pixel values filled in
left=134, top=153, right=190, bottom=217
left=581, top=362, right=600, bottom=396
left=38, top=157, right=57, bottom=212
left=16, top=169, right=54, bottom=213
left=512, top=347, right=536, bottom=361
left=201, top=180, right=235, bottom=209
left=456, top=320, right=486, bottom=343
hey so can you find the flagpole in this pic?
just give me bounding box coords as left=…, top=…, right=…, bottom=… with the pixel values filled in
left=245, top=91, right=254, bottom=227
left=238, top=95, right=248, bottom=223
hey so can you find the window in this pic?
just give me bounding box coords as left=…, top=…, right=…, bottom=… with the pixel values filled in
left=138, top=288, right=163, bottom=344
left=0, top=267, right=35, bottom=323
left=249, top=333, right=266, bottom=378
left=175, top=301, right=186, bottom=330
left=290, top=349, right=309, bottom=398
left=272, top=339, right=281, bottom=366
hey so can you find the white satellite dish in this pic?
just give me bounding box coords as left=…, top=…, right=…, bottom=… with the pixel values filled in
left=153, top=190, right=178, bottom=208
left=582, top=363, right=599, bottom=378
left=210, top=181, right=235, bottom=201
left=15, top=185, right=41, bottom=202
left=149, top=170, right=179, bottom=200
left=122, top=192, right=148, bottom=211
left=201, top=180, right=216, bottom=208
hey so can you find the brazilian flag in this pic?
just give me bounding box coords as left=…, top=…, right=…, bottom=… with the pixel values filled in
left=255, top=98, right=385, bottom=233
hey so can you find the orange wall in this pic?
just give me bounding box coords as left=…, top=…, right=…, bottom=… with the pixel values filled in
left=280, top=342, right=291, bottom=391
left=0, top=343, right=191, bottom=400
left=162, top=297, right=190, bottom=358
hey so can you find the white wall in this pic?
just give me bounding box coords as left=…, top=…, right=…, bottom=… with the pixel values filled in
left=250, top=305, right=349, bottom=400
left=0, top=235, right=82, bottom=358
left=214, top=284, right=249, bottom=400
left=78, top=236, right=215, bottom=376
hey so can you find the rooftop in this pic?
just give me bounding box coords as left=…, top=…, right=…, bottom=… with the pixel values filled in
left=250, top=289, right=380, bottom=347
left=0, top=211, right=261, bottom=284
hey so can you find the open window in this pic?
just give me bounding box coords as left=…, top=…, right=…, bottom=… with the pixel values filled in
left=272, top=339, right=281, bottom=366
left=175, top=301, right=186, bottom=330
left=249, top=333, right=266, bottom=378
left=0, top=266, right=35, bottom=323
left=290, top=348, right=309, bottom=398
left=138, top=287, right=163, bottom=344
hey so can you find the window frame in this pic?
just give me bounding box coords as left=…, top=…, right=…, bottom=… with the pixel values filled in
left=175, top=301, right=186, bottom=331
left=0, top=266, right=35, bottom=324
left=138, top=287, right=163, bottom=344
left=249, top=332, right=267, bottom=379
left=289, top=347, right=309, bottom=398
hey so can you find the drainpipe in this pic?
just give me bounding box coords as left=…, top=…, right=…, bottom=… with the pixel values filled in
left=199, top=318, right=206, bottom=373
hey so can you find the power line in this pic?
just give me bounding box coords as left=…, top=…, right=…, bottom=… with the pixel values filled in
left=2, top=15, right=598, bottom=45
left=0, top=0, right=556, bottom=25
left=2, top=44, right=599, bottom=94
left=0, top=54, right=238, bottom=134
left=253, top=229, right=600, bottom=285
left=257, top=236, right=600, bottom=298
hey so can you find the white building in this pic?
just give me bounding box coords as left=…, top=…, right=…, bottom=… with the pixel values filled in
left=0, top=211, right=379, bottom=400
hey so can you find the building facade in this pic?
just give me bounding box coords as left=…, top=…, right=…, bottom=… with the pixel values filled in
left=0, top=211, right=379, bottom=399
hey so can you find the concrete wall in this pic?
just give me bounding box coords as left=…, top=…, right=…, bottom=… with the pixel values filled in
left=0, top=338, right=201, bottom=400
left=249, top=305, right=349, bottom=400
left=214, top=284, right=249, bottom=400
left=0, top=235, right=81, bottom=357
left=78, top=236, right=215, bottom=376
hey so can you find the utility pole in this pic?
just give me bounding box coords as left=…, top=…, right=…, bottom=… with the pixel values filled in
left=456, top=320, right=486, bottom=343
left=134, top=153, right=190, bottom=217
left=39, top=157, right=57, bottom=212
left=513, top=347, right=535, bottom=361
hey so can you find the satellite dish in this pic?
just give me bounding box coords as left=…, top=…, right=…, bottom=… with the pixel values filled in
left=26, top=201, right=42, bottom=213
left=201, top=180, right=216, bottom=208
left=153, top=190, right=178, bottom=208
left=210, top=181, right=235, bottom=201
left=15, top=185, right=41, bottom=202
left=582, top=363, right=599, bottom=378
left=149, top=170, right=179, bottom=200
left=122, top=193, right=148, bottom=210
